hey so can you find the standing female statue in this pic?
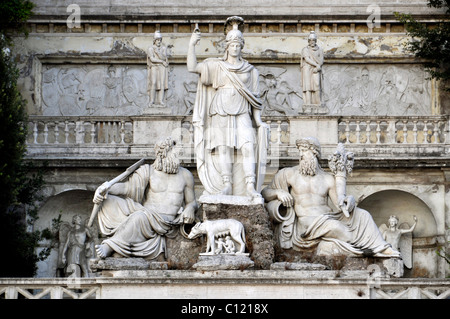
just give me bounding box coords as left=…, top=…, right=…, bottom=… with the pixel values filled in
left=187, top=16, right=268, bottom=198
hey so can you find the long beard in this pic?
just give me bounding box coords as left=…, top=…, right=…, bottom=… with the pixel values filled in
left=152, top=152, right=180, bottom=174
left=299, top=156, right=319, bottom=176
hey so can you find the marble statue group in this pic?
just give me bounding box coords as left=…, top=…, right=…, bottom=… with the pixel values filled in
left=79, top=16, right=414, bottom=275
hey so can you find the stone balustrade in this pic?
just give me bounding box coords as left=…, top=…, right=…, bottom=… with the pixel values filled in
left=25, top=115, right=449, bottom=163
left=338, top=116, right=449, bottom=145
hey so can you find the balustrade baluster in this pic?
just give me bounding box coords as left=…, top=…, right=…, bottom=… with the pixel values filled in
left=345, top=120, right=350, bottom=144
left=387, top=119, right=397, bottom=144
left=356, top=120, right=361, bottom=144
left=412, top=120, right=418, bottom=144
left=120, top=120, right=125, bottom=144
left=33, top=121, right=38, bottom=144
left=107, top=121, right=112, bottom=144
left=111, top=121, right=117, bottom=144
left=423, top=121, right=428, bottom=144
left=402, top=120, right=408, bottom=144
left=433, top=120, right=439, bottom=144
left=43, top=123, right=49, bottom=144
left=376, top=121, right=381, bottom=144
left=64, top=121, right=69, bottom=144
left=365, top=120, right=371, bottom=144
left=54, top=121, right=60, bottom=144
left=75, top=121, right=84, bottom=144
left=97, top=122, right=102, bottom=143
left=90, top=121, right=96, bottom=144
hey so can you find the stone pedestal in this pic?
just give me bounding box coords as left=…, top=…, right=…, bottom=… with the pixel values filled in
left=199, top=195, right=275, bottom=269
left=301, top=103, right=328, bottom=114
left=192, top=254, right=255, bottom=271
left=89, top=257, right=169, bottom=273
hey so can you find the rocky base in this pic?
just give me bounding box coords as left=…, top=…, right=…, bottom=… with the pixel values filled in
left=199, top=195, right=275, bottom=269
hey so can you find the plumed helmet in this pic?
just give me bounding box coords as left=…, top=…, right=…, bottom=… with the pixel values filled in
left=225, top=16, right=245, bottom=48
left=308, top=31, right=318, bottom=40
left=153, top=31, right=162, bottom=43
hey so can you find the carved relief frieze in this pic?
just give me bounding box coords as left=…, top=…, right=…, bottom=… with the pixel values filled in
left=39, top=62, right=432, bottom=117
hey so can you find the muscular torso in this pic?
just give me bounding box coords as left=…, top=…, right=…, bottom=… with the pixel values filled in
left=143, top=168, right=187, bottom=219
left=286, top=168, right=335, bottom=227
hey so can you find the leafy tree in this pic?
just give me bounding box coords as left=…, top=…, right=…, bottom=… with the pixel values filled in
left=395, top=0, right=450, bottom=91
left=0, top=0, right=35, bottom=42
left=0, top=0, right=51, bottom=277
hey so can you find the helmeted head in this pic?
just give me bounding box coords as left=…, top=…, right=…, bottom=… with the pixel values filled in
left=307, top=31, right=318, bottom=46
left=226, top=28, right=245, bottom=49
left=153, top=31, right=162, bottom=44
left=224, top=16, right=245, bottom=58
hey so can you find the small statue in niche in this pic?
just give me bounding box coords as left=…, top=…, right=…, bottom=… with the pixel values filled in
left=147, top=31, right=169, bottom=106
left=379, top=215, right=418, bottom=269
left=58, top=215, right=96, bottom=278
left=300, top=31, right=324, bottom=106
left=187, top=219, right=247, bottom=255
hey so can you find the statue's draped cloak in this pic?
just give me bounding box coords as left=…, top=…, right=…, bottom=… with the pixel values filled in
left=267, top=167, right=393, bottom=256
left=147, top=45, right=169, bottom=91
left=301, top=45, right=323, bottom=93
left=192, top=58, right=266, bottom=196
left=97, top=164, right=174, bottom=259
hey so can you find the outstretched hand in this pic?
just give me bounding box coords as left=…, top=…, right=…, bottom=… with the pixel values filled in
left=190, top=31, right=201, bottom=46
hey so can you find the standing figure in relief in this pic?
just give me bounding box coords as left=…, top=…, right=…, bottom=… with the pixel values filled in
left=187, top=16, right=269, bottom=198
left=93, top=137, right=197, bottom=259
left=300, top=31, right=324, bottom=105
left=147, top=31, right=169, bottom=105
left=357, top=67, right=376, bottom=113
left=104, top=65, right=121, bottom=109
left=262, top=137, right=400, bottom=257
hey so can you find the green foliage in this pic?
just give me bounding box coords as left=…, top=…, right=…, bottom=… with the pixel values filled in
left=0, top=0, right=34, bottom=42
left=0, top=0, right=50, bottom=277
left=395, top=1, right=450, bottom=89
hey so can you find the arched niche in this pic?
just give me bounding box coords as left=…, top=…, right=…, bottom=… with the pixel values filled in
left=358, top=189, right=439, bottom=278
left=34, top=189, right=95, bottom=232
left=358, top=189, right=436, bottom=237
left=34, top=189, right=95, bottom=278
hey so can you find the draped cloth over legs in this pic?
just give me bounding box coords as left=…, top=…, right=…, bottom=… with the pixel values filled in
left=97, top=165, right=174, bottom=259
left=266, top=168, right=393, bottom=257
